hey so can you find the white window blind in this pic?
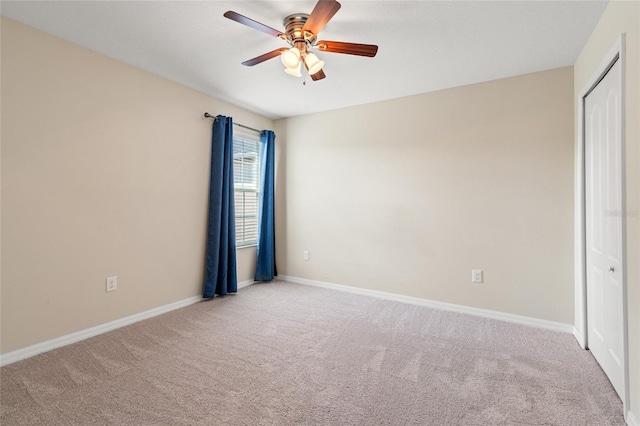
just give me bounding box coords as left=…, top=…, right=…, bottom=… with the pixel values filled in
left=233, top=134, right=261, bottom=247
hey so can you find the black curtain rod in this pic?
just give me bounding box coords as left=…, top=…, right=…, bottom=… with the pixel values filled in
left=202, top=112, right=262, bottom=134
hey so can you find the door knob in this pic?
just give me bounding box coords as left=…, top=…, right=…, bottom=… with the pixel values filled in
left=609, top=266, right=615, bottom=272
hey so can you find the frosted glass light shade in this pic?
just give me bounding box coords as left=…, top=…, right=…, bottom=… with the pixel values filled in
left=281, top=47, right=301, bottom=68
left=284, top=63, right=302, bottom=77
left=304, top=52, right=324, bottom=75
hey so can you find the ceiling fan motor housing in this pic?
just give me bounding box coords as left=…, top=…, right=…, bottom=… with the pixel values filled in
left=283, top=14, right=315, bottom=45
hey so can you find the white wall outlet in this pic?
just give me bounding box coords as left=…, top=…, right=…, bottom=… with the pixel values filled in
left=472, top=270, right=483, bottom=283
left=303, top=251, right=310, bottom=261
left=106, top=276, right=118, bottom=292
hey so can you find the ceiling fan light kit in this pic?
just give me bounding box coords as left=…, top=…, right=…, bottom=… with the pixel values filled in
left=224, top=0, right=378, bottom=82
left=304, top=53, right=325, bottom=75
left=284, top=62, right=302, bottom=77
left=281, top=47, right=301, bottom=69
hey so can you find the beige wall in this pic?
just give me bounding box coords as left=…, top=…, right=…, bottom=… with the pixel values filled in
left=0, top=18, right=273, bottom=353
left=276, top=66, right=575, bottom=324
left=573, top=0, right=640, bottom=420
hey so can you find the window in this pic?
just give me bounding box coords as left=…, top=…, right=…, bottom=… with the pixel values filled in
left=233, top=132, right=261, bottom=247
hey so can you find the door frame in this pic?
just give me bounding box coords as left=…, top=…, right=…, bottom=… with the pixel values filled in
left=574, top=34, right=629, bottom=416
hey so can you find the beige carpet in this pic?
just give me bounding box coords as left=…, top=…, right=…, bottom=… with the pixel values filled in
left=1, top=281, right=624, bottom=425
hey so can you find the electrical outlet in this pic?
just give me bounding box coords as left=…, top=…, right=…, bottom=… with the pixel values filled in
left=303, top=251, right=310, bottom=261
left=106, top=276, right=118, bottom=292
left=472, top=270, right=483, bottom=283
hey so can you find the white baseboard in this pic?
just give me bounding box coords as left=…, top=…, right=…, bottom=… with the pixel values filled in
left=0, top=279, right=255, bottom=367
left=237, top=279, right=255, bottom=290
left=627, top=410, right=639, bottom=426
left=278, top=275, right=574, bottom=334
left=573, top=326, right=587, bottom=349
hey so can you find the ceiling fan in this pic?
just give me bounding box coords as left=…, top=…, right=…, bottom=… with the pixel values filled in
left=224, top=0, right=378, bottom=82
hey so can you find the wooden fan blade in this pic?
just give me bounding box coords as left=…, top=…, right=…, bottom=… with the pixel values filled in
left=224, top=11, right=284, bottom=38
left=242, top=48, right=287, bottom=66
left=302, top=0, right=341, bottom=36
left=316, top=40, right=378, bottom=57
left=311, top=69, right=326, bottom=81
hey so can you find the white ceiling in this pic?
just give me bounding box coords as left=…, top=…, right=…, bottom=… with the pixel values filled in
left=1, top=0, right=608, bottom=120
